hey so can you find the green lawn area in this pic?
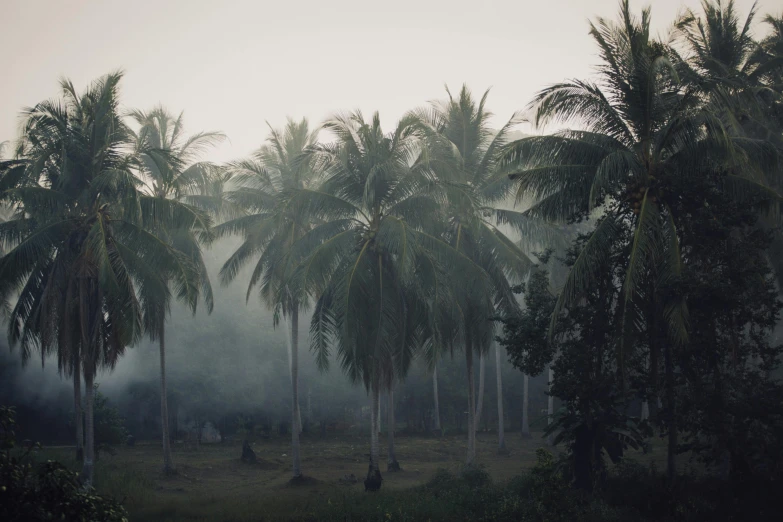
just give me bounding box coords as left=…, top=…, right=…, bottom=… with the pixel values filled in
left=36, top=431, right=668, bottom=522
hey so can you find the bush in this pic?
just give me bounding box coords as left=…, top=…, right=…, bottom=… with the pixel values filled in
left=601, top=459, right=783, bottom=522
left=92, top=387, right=128, bottom=458
left=0, top=406, right=128, bottom=522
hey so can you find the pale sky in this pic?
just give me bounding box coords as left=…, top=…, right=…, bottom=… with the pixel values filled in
left=0, top=0, right=772, bottom=163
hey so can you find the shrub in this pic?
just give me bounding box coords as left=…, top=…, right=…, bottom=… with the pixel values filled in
left=0, top=405, right=128, bottom=522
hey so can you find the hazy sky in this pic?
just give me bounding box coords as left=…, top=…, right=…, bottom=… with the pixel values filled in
left=1, top=0, right=771, bottom=163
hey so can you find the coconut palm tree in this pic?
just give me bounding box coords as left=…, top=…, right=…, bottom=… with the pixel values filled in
left=503, top=0, right=778, bottom=481
left=0, top=73, right=204, bottom=487
left=0, top=145, right=90, bottom=461
left=131, top=106, right=222, bottom=474
left=413, top=85, right=536, bottom=463
left=675, top=1, right=783, bottom=286
left=283, top=111, right=491, bottom=487
left=216, top=118, right=319, bottom=480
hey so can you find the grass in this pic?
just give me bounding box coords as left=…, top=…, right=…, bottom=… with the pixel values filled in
left=36, top=431, right=668, bottom=522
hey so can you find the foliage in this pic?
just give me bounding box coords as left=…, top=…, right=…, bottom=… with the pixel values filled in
left=497, top=256, right=557, bottom=377
left=666, top=179, right=783, bottom=478
left=0, top=406, right=128, bottom=522
left=290, top=452, right=637, bottom=522
left=92, top=386, right=128, bottom=455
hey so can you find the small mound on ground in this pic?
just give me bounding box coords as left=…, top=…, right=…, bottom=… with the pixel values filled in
left=286, top=475, right=320, bottom=487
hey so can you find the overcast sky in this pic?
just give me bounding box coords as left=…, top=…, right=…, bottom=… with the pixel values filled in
left=1, top=0, right=772, bottom=162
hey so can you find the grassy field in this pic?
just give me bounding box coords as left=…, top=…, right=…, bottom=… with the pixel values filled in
left=38, top=431, right=665, bottom=521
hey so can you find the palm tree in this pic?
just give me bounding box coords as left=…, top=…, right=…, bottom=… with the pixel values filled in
left=216, top=118, right=319, bottom=480
left=413, top=85, right=534, bottom=463
left=284, top=111, right=490, bottom=486
left=0, top=73, right=203, bottom=487
left=0, top=145, right=90, bottom=462
left=131, top=106, right=222, bottom=474
left=503, top=0, right=778, bottom=481
left=676, top=1, right=783, bottom=284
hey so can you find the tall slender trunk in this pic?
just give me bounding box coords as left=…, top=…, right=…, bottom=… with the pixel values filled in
left=364, top=384, right=383, bottom=491
left=521, top=373, right=531, bottom=437
left=377, top=389, right=382, bottom=434
left=159, top=323, right=174, bottom=474
left=432, top=363, right=441, bottom=435
left=664, top=342, right=677, bottom=483
left=387, top=386, right=399, bottom=471
left=284, top=314, right=302, bottom=435
left=291, top=308, right=302, bottom=478
left=73, top=353, right=84, bottom=462
left=648, top=302, right=661, bottom=421
left=475, top=353, right=485, bottom=432
left=307, top=387, right=312, bottom=422
left=81, top=367, right=95, bottom=488
left=465, top=337, right=476, bottom=465
left=494, top=343, right=506, bottom=451
left=370, top=385, right=380, bottom=471
left=547, top=366, right=555, bottom=446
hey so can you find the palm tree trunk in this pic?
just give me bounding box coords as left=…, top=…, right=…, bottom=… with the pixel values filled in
left=307, top=387, right=312, bottom=422
left=475, top=353, right=485, bottom=433
left=73, top=353, right=84, bottom=462
left=521, top=373, right=531, bottom=437
left=377, top=390, right=381, bottom=434
left=364, top=384, right=383, bottom=491
left=284, top=314, right=303, bottom=435
left=547, top=366, right=555, bottom=446
left=291, top=308, right=302, bottom=478
left=465, top=337, right=476, bottom=465
left=387, top=386, right=399, bottom=471
left=370, top=385, right=381, bottom=472
left=664, top=342, right=677, bottom=483
left=494, top=343, right=506, bottom=452
left=432, top=363, right=441, bottom=435
left=159, top=324, right=174, bottom=474
left=81, top=367, right=95, bottom=488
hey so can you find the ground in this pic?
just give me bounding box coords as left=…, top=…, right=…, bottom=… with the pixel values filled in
left=40, top=431, right=663, bottom=521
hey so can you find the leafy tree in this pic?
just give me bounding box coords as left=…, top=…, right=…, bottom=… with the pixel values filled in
left=217, top=117, right=319, bottom=479
left=91, top=384, right=128, bottom=455
left=131, top=106, right=220, bottom=474
left=666, top=173, right=783, bottom=479
left=503, top=0, right=779, bottom=480
left=499, top=238, right=648, bottom=491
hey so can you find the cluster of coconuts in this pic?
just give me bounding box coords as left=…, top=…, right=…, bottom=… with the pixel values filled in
left=624, top=179, right=660, bottom=216
left=362, top=228, right=381, bottom=253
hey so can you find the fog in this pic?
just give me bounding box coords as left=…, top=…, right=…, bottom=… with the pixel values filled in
left=1, top=0, right=768, bottom=163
